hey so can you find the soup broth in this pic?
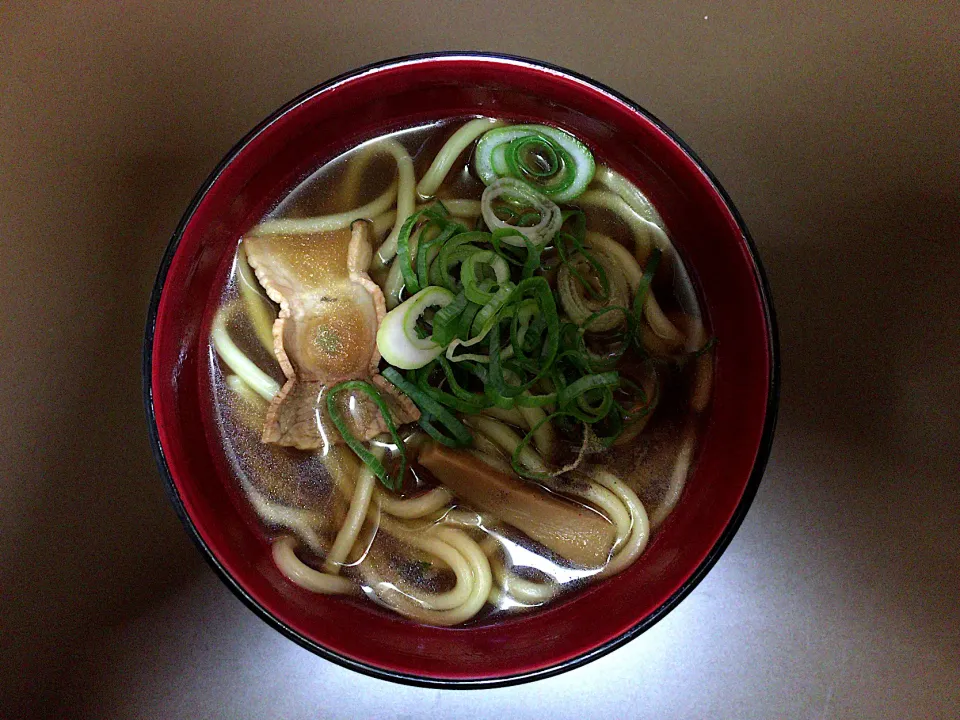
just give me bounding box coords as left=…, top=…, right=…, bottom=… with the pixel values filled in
left=208, top=117, right=713, bottom=626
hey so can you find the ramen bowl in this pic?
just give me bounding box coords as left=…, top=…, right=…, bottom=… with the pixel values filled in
left=144, top=52, right=779, bottom=687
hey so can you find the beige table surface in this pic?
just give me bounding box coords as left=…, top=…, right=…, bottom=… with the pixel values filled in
left=2, top=3, right=958, bottom=718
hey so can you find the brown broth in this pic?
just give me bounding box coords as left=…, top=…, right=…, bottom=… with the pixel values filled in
left=208, top=118, right=709, bottom=625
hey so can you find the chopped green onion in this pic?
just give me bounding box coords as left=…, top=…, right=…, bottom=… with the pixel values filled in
left=560, top=372, right=619, bottom=422
left=414, top=364, right=488, bottom=414
left=480, top=178, right=562, bottom=247
left=556, top=230, right=611, bottom=302
left=396, top=204, right=453, bottom=296
left=431, top=291, right=468, bottom=347
left=326, top=380, right=406, bottom=490
left=438, top=356, right=490, bottom=409
left=417, top=221, right=462, bottom=290
left=488, top=277, right=559, bottom=398
left=382, top=367, right=473, bottom=447
left=377, top=286, right=455, bottom=369
left=461, top=250, right=511, bottom=305
left=510, top=134, right=560, bottom=178
left=435, top=231, right=488, bottom=291
left=475, top=124, right=596, bottom=202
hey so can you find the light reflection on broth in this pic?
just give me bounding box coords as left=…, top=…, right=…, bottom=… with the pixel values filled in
left=208, top=118, right=713, bottom=626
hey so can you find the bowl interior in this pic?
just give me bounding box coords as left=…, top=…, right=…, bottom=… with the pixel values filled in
left=147, top=55, right=775, bottom=685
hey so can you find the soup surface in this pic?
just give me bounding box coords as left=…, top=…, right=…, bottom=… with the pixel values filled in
left=208, top=117, right=713, bottom=626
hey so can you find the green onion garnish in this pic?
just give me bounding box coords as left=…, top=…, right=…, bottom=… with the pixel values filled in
left=382, top=366, right=473, bottom=448
left=325, top=380, right=407, bottom=490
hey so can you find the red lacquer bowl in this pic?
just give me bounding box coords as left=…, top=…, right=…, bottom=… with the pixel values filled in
left=144, top=53, right=779, bottom=687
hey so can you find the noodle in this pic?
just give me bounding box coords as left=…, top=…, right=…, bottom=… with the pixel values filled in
left=379, top=518, right=477, bottom=611
left=583, top=231, right=682, bottom=343
left=469, top=431, right=514, bottom=473
left=649, top=423, right=697, bottom=530
left=376, top=486, right=453, bottom=519
left=644, top=296, right=684, bottom=344
left=479, top=536, right=560, bottom=605
left=226, top=374, right=267, bottom=409
left=242, top=480, right=325, bottom=555
left=273, top=536, right=355, bottom=594
left=361, top=524, right=492, bottom=626
left=429, top=198, right=482, bottom=218
left=371, top=209, right=398, bottom=238
left=567, top=480, right=632, bottom=552
left=468, top=449, right=513, bottom=475
left=466, top=416, right=548, bottom=475
left=494, top=559, right=560, bottom=604
left=373, top=140, right=417, bottom=268
left=691, top=353, right=714, bottom=413
left=340, top=145, right=377, bottom=206
left=417, top=118, right=503, bottom=197
left=252, top=180, right=398, bottom=235
left=594, top=165, right=666, bottom=227
left=578, top=187, right=674, bottom=262
left=383, top=257, right=405, bottom=309
left=323, top=448, right=382, bottom=573
left=591, top=471, right=649, bottom=576
left=440, top=508, right=494, bottom=529
left=211, top=304, right=279, bottom=400
left=637, top=322, right=679, bottom=356
left=481, top=406, right=526, bottom=426
left=517, top=402, right=553, bottom=458
left=235, top=247, right=276, bottom=353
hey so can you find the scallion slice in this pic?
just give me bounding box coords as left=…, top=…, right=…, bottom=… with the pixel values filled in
left=377, top=286, right=455, bottom=370
left=326, top=380, right=406, bottom=490
left=474, top=124, right=596, bottom=202
left=382, top=367, right=473, bottom=447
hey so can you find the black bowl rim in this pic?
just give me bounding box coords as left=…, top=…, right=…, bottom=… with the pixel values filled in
left=143, top=50, right=780, bottom=689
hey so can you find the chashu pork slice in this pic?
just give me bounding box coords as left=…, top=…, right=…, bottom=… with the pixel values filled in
left=243, top=220, right=418, bottom=450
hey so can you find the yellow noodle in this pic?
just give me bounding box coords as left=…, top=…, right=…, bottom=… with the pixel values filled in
left=210, top=305, right=279, bottom=400
left=272, top=536, right=355, bottom=594
left=691, top=352, right=714, bottom=413
left=594, top=165, right=666, bottom=227
left=583, top=231, right=682, bottom=344
left=592, top=471, right=649, bottom=576
left=468, top=448, right=514, bottom=475
left=252, top=180, right=398, bottom=235
left=242, top=480, right=325, bottom=555
left=440, top=508, right=494, bottom=529
left=577, top=189, right=673, bottom=262
left=465, top=416, right=547, bottom=474
left=323, top=447, right=382, bottom=573
left=417, top=118, right=503, bottom=197
left=566, top=481, right=631, bottom=553
left=481, top=406, right=526, bottom=426
left=481, top=535, right=560, bottom=605
left=341, top=144, right=377, bottom=206
left=380, top=518, right=476, bottom=611
left=371, top=209, right=398, bottom=239
left=362, top=524, right=492, bottom=625
left=413, top=198, right=482, bottom=219
left=649, top=424, right=697, bottom=530
left=226, top=374, right=267, bottom=409
left=376, top=487, right=454, bottom=519
left=373, top=139, right=417, bottom=267
left=235, top=246, right=276, bottom=353
left=518, top=402, right=553, bottom=458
